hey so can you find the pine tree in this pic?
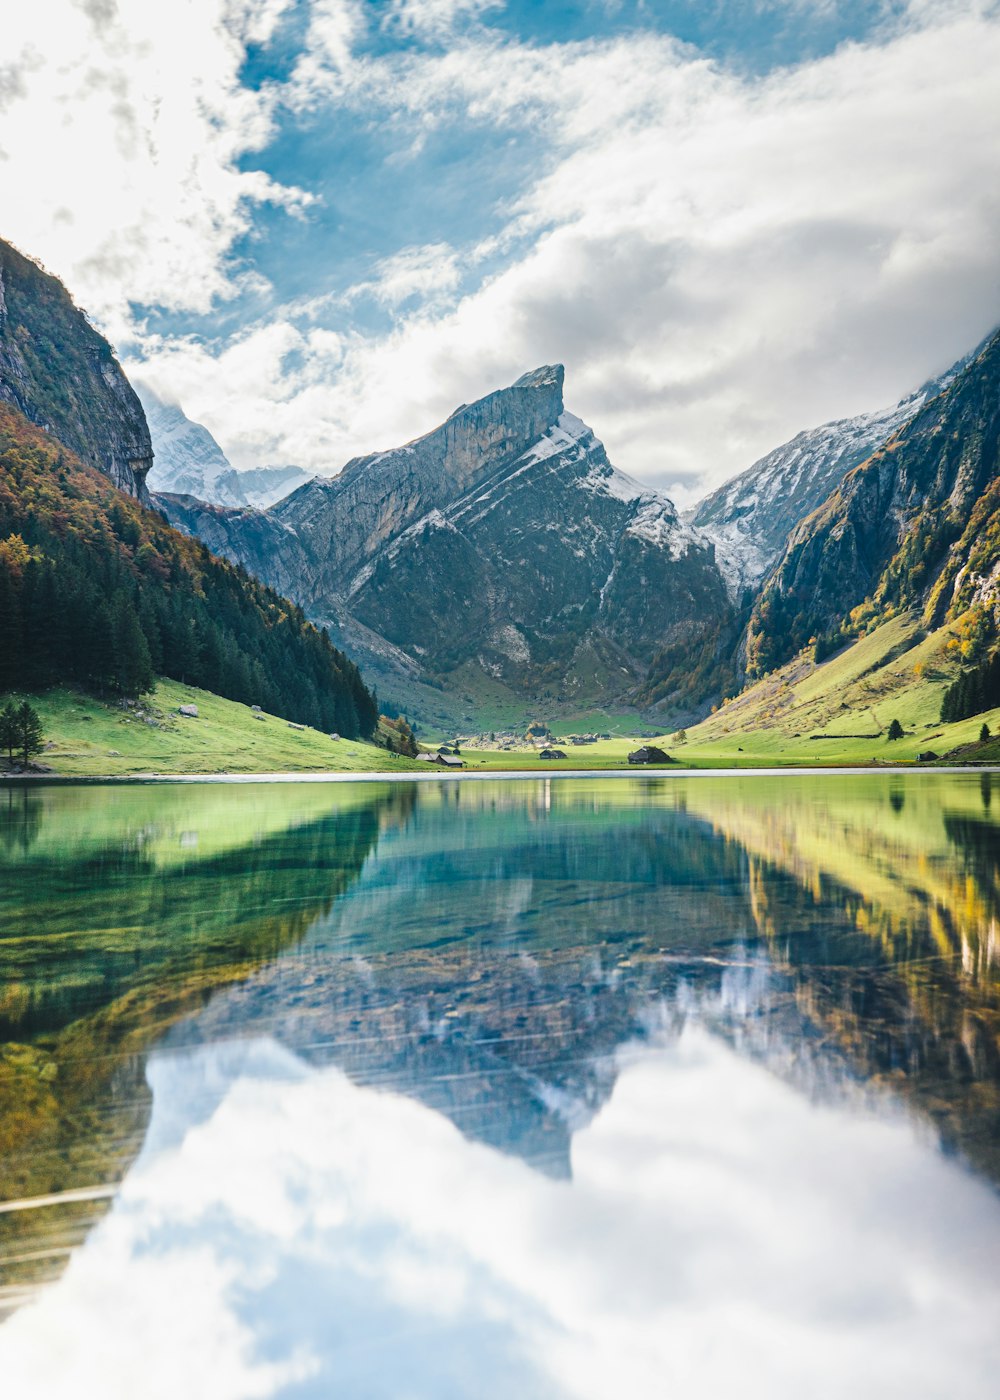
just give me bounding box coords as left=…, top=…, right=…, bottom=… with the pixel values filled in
left=0, top=570, right=22, bottom=691
left=111, top=593, right=153, bottom=697
left=15, top=700, right=43, bottom=767
left=0, top=700, right=19, bottom=765
left=887, top=718, right=904, bottom=741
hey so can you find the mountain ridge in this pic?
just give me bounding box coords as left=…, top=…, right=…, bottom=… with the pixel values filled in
left=138, top=382, right=310, bottom=508
left=745, top=326, right=1000, bottom=677
left=160, top=365, right=733, bottom=714
left=690, top=344, right=982, bottom=596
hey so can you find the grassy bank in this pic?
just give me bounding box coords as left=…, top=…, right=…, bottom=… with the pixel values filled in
left=6, top=613, right=1000, bottom=778
left=4, top=680, right=421, bottom=777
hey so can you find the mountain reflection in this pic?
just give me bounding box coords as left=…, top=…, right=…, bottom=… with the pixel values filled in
left=1, top=772, right=999, bottom=1386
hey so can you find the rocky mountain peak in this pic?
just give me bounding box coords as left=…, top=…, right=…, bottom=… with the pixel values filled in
left=163, top=362, right=731, bottom=717
left=513, top=363, right=565, bottom=392
left=271, top=364, right=571, bottom=583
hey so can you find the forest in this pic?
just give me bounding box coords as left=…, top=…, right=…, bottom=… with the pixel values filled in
left=0, top=403, right=378, bottom=738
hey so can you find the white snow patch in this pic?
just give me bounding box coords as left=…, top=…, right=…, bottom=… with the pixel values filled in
left=519, top=412, right=592, bottom=467
left=625, top=500, right=693, bottom=559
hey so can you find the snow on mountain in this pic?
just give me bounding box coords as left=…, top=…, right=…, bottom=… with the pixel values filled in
left=138, top=383, right=309, bottom=508
left=690, top=348, right=980, bottom=596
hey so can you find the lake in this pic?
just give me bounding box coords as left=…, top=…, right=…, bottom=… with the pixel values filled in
left=1, top=772, right=999, bottom=1398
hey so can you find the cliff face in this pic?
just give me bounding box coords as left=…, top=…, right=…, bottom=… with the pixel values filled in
left=160, top=366, right=732, bottom=710
left=274, top=365, right=569, bottom=588
left=159, top=493, right=312, bottom=603
left=691, top=349, right=977, bottom=596
left=0, top=239, right=152, bottom=501
left=745, top=328, right=1000, bottom=674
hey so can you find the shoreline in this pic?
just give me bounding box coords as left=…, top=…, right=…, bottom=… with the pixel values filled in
left=3, top=764, right=1000, bottom=786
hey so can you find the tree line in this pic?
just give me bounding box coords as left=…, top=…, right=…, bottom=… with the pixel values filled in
left=0, top=406, right=378, bottom=738
left=940, top=649, right=1000, bottom=724
left=0, top=700, right=44, bottom=768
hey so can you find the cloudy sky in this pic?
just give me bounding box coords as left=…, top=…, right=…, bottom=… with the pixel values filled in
left=1, top=0, right=999, bottom=502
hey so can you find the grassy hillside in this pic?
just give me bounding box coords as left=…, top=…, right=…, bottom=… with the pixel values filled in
left=669, top=611, right=1000, bottom=766
left=7, top=612, right=1000, bottom=778
left=13, top=681, right=421, bottom=777
left=444, top=612, right=1000, bottom=770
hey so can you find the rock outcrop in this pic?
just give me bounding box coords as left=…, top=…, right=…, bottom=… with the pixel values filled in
left=0, top=238, right=152, bottom=500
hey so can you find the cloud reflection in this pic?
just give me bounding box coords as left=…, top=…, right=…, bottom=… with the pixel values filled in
left=2, top=1027, right=1000, bottom=1399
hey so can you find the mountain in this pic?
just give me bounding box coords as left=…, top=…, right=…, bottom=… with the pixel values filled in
left=0, top=401, right=378, bottom=736
left=138, top=383, right=309, bottom=507
left=0, top=234, right=378, bottom=738
left=745, top=327, right=1000, bottom=677
left=0, top=239, right=152, bottom=500
left=690, top=351, right=976, bottom=596
left=160, top=366, right=732, bottom=712
left=224, top=464, right=312, bottom=509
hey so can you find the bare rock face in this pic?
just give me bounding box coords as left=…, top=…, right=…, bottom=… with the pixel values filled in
left=0, top=239, right=152, bottom=501
left=160, top=365, right=732, bottom=711
left=745, top=326, right=1000, bottom=675
left=690, top=345, right=980, bottom=597
left=274, top=365, right=569, bottom=589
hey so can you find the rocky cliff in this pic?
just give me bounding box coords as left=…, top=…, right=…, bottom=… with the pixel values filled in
left=161, top=366, right=733, bottom=711
left=691, top=350, right=977, bottom=596
left=0, top=238, right=152, bottom=500
left=745, top=327, right=1000, bottom=675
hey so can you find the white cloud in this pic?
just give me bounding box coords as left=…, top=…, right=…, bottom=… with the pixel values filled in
left=133, top=4, right=1000, bottom=497
left=383, top=0, right=505, bottom=39
left=4, top=1, right=999, bottom=500
left=0, top=0, right=307, bottom=341
left=2, top=1028, right=999, bottom=1397
left=350, top=242, right=463, bottom=310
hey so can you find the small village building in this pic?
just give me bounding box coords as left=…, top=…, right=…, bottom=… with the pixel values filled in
left=627, top=745, right=672, bottom=765
left=539, top=748, right=567, bottom=760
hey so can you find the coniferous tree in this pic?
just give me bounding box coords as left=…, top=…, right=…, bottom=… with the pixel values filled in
left=111, top=593, right=154, bottom=696
left=0, top=700, right=19, bottom=765
left=14, top=700, right=43, bottom=767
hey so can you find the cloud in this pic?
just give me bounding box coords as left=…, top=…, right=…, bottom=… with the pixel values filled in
left=383, top=0, right=506, bottom=39
left=4, top=1, right=999, bottom=500
left=348, top=242, right=463, bottom=310
left=0, top=0, right=307, bottom=341
left=132, top=3, right=1000, bottom=499
left=2, top=1028, right=1000, bottom=1397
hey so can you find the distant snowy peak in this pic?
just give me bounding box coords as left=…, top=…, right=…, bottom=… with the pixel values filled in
left=137, top=383, right=232, bottom=497
left=690, top=345, right=978, bottom=595
left=138, top=383, right=310, bottom=508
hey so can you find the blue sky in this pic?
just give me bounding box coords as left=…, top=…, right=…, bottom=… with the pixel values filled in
left=2, top=1, right=999, bottom=499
